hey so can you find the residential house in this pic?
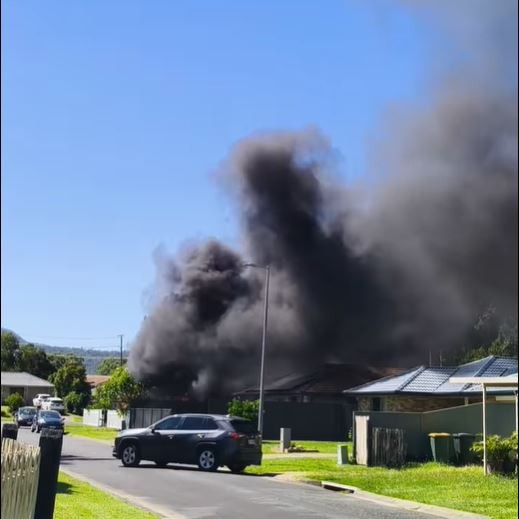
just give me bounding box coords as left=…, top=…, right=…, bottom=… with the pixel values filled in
left=1, top=372, right=55, bottom=405
left=86, top=375, right=111, bottom=396
left=344, top=356, right=518, bottom=412
left=234, top=363, right=404, bottom=404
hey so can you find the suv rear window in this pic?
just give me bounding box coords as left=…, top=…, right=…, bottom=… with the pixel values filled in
left=229, top=420, right=257, bottom=434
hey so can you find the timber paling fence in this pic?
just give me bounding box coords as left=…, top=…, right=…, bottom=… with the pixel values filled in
left=371, top=427, right=406, bottom=467
left=1, top=438, right=41, bottom=519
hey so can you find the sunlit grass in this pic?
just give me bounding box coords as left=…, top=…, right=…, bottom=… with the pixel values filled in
left=64, top=422, right=118, bottom=443
left=247, top=459, right=517, bottom=519
left=261, top=440, right=349, bottom=455
left=55, top=472, right=158, bottom=519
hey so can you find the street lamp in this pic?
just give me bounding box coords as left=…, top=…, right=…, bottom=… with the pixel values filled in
left=242, top=263, right=270, bottom=439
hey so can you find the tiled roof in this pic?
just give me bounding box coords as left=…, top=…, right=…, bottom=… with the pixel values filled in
left=86, top=375, right=111, bottom=388
left=1, top=372, right=54, bottom=387
left=344, top=356, right=518, bottom=396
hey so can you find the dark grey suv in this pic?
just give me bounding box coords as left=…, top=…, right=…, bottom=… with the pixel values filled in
left=113, top=413, right=262, bottom=473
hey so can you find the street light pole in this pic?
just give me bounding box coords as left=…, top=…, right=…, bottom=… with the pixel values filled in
left=257, top=265, right=270, bottom=439
left=242, top=263, right=271, bottom=438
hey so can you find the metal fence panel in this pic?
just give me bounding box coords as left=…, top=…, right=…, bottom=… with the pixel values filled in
left=129, top=408, right=171, bottom=429
left=82, top=409, right=104, bottom=427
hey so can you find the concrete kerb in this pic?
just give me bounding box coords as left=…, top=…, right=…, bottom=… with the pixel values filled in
left=319, top=481, right=490, bottom=519
left=59, top=467, right=187, bottom=519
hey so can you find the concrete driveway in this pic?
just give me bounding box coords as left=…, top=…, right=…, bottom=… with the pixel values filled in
left=17, top=427, right=436, bottom=519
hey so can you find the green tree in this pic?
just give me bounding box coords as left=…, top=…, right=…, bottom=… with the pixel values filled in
left=48, top=354, right=69, bottom=373
left=92, top=367, right=143, bottom=415
left=227, top=399, right=259, bottom=423
left=97, top=357, right=125, bottom=375
left=448, top=309, right=518, bottom=364
left=49, top=356, right=91, bottom=400
left=18, top=344, right=54, bottom=379
left=64, top=391, right=90, bottom=415
left=1, top=332, right=21, bottom=371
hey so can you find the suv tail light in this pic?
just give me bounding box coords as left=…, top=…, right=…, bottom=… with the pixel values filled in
left=228, top=432, right=245, bottom=440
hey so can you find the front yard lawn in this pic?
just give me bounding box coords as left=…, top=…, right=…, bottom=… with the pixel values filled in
left=261, top=440, right=347, bottom=455
left=247, top=459, right=517, bottom=519
left=55, top=471, right=159, bottom=519
left=64, top=422, right=118, bottom=443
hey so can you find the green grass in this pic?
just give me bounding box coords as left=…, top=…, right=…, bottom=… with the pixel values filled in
left=64, top=422, right=118, bottom=443
left=55, top=472, right=159, bottom=519
left=247, top=459, right=517, bottom=519
left=261, top=440, right=348, bottom=455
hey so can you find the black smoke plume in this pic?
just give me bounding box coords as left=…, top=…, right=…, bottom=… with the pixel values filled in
left=128, top=0, right=517, bottom=396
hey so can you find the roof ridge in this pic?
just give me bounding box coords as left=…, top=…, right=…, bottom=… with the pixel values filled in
left=395, top=366, right=426, bottom=391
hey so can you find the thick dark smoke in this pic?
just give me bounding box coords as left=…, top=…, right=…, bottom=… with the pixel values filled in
left=128, top=0, right=517, bottom=396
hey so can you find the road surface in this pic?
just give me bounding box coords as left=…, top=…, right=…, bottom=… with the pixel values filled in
left=18, top=427, right=436, bottom=519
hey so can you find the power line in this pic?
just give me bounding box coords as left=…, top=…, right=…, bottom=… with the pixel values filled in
left=22, top=335, right=120, bottom=341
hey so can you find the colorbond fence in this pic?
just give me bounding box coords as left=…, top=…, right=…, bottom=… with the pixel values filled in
left=1, top=438, right=41, bottom=519
left=354, top=401, right=515, bottom=461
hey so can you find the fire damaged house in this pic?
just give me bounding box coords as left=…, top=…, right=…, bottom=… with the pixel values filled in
left=229, top=363, right=403, bottom=440
left=234, top=363, right=403, bottom=404
left=128, top=363, right=402, bottom=441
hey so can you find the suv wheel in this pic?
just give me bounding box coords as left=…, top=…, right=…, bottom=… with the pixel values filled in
left=197, top=448, right=218, bottom=471
left=228, top=464, right=247, bottom=474
left=121, top=443, right=140, bottom=467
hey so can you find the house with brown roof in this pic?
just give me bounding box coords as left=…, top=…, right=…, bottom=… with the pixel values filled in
left=86, top=375, right=110, bottom=395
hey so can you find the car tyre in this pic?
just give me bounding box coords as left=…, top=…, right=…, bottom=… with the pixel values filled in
left=197, top=448, right=218, bottom=472
left=227, top=464, right=247, bottom=474
left=121, top=443, right=141, bottom=467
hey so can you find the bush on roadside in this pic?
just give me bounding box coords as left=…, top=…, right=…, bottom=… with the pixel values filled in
left=227, top=398, right=259, bottom=424
left=471, top=432, right=518, bottom=474
left=5, top=393, right=25, bottom=415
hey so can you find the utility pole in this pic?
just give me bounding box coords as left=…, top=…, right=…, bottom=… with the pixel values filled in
left=118, top=334, right=124, bottom=367
left=257, top=265, right=270, bottom=439
left=241, top=263, right=271, bottom=438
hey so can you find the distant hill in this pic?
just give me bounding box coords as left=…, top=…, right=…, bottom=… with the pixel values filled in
left=1, top=328, right=129, bottom=374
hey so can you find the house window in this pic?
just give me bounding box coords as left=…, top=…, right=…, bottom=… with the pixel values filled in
left=372, top=397, right=382, bottom=411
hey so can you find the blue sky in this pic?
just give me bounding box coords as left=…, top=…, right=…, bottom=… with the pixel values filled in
left=1, top=1, right=432, bottom=349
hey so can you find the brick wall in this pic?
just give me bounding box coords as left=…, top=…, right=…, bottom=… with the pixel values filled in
left=384, top=395, right=466, bottom=412
left=357, top=395, right=478, bottom=412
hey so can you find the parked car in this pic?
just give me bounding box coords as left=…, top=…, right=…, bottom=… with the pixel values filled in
left=32, top=394, right=51, bottom=408
left=15, top=406, right=37, bottom=427
left=31, top=410, right=65, bottom=433
left=113, top=413, right=262, bottom=472
left=41, top=397, right=65, bottom=414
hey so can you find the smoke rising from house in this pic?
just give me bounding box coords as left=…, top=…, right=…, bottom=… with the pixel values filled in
left=128, top=0, right=517, bottom=396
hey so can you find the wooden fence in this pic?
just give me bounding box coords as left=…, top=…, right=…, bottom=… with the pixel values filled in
left=371, top=427, right=406, bottom=467
left=1, top=438, right=41, bottom=519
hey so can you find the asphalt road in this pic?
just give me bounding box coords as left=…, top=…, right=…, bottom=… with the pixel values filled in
left=18, top=427, right=435, bottom=519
